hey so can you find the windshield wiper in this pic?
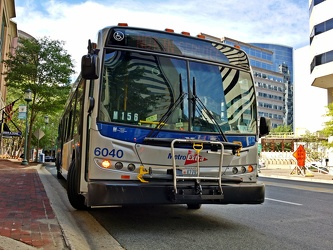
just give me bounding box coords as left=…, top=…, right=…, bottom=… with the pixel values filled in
left=192, top=95, right=228, bottom=142
left=146, top=74, right=186, bottom=138
left=191, top=77, right=227, bottom=142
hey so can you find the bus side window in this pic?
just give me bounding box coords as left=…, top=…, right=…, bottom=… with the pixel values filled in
left=76, top=81, right=84, bottom=135
left=67, top=110, right=73, bottom=140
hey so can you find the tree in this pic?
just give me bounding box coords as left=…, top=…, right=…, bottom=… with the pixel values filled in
left=301, top=130, right=326, bottom=161
left=322, top=102, right=333, bottom=148
left=270, top=124, right=292, bottom=133
left=2, top=37, right=74, bottom=160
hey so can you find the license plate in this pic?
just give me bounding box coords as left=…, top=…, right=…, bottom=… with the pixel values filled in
left=182, top=168, right=197, bottom=175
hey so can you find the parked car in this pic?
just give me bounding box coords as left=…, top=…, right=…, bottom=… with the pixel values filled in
left=45, top=156, right=56, bottom=162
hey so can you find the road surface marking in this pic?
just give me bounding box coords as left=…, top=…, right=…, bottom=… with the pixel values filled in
left=266, top=198, right=302, bottom=206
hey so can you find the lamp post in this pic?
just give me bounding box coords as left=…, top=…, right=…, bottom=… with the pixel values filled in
left=43, top=115, right=49, bottom=161
left=44, top=115, right=49, bottom=125
left=21, top=89, right=32, bottom=165
left=36, top=115, right=49, bottom=162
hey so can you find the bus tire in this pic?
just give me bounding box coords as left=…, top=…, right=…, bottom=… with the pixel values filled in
left=56, top=169, right=63, bottom=179
left=67, top=161, right=88, bottom=210
left=187, top=204, right=202, bottom=209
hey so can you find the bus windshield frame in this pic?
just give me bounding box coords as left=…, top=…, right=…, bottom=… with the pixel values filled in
left=98, top=47, right=257, bottom=142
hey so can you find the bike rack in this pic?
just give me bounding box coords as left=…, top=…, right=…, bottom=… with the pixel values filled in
left=170, top=139, right=224, bottom=197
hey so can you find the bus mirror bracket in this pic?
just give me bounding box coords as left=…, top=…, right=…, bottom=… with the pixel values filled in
left=259, top=117, right=271, bottom=138
left=88, top=97, right=95, bottom=114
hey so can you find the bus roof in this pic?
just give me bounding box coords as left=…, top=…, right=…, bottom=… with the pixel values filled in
left=97, top=25, right=250, bottom=71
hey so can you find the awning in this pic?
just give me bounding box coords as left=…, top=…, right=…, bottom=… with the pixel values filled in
left=1, top=122, right=22, bottom=137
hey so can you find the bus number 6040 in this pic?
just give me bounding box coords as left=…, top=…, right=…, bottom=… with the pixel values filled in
left=94, top=147, right=124, bottom=158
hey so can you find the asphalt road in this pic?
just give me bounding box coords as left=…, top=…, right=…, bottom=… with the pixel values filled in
left=44, top=164, right=333, bottom=250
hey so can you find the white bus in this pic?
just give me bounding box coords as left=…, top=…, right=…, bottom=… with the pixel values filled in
left=56, top=23, right=270, bottom=210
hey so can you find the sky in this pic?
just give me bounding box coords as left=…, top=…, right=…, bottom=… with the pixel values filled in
left=14, top=0, right=310, bottom=76
left=14, top=0, right=325, bottom=132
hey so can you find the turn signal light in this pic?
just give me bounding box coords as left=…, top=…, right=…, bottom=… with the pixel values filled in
left=248, top=165, right=254, bottom=172
left=118, top=23, right=128, bottom=26
left=101, top=160, right=111, bottom=169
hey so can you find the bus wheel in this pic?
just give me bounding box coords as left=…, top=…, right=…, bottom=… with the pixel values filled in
left=56, top=165, right=63, bottom=179
left=56, top=169, right=63, bottom=179
left=187, top=204, right=202, bottom=209
left=67, top=161, right=88, bottom=210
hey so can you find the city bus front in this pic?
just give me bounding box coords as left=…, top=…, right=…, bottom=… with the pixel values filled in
left=82, top=25, right=267, bottom=208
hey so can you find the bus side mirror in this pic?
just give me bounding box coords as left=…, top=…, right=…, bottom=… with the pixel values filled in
left=81, top=54, right=99, bottom=80
left=259, top=117, right=271, bottom=138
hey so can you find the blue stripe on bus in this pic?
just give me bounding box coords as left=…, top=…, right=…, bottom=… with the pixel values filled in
left=97, top=123, right=256, bottom=147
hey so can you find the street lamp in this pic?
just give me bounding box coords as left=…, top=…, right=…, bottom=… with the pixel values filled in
left=36, top=115, right=50, bottom=162
left=44, top=115, right=49, bottom=125
left=21, top=89, right=32, bottom=165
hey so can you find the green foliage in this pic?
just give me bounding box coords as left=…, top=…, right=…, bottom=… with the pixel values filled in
left=270, top=124, right=292, bottom=133
left=301, top=130, right=326, bottom=160
left=322, top=103, right=333, bottom=148
left=2, top=36, right=75, bottom=158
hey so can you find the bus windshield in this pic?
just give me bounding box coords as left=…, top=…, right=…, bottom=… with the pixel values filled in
left=99, top=49, right=257, bottom=134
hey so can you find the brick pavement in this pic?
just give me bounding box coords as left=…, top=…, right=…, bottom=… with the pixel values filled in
left=0, top=159, right=66, bottom=249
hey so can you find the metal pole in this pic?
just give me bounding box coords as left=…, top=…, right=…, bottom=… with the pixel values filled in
left=21, top=101, right=29, bottom=165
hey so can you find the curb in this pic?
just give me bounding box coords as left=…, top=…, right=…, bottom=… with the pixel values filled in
left=37, top=164, right=124, bottom=250
left=36, top=163, right=72, bottom=249
left=259, top=173, right=333, bottom=184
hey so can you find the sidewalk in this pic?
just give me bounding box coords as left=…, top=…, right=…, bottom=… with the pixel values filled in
left=259, top=167, right=333, bottom=184
left=0, top=159, right=66, bottom=250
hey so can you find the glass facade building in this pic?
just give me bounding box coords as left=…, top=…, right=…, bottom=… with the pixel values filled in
left=222, top=38, right=294, bottom=129
left=250, top=43, right=294, bottom=128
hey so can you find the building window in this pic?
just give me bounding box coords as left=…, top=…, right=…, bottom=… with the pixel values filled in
left=310, top=17, right=333, bottom=44
left=311, top=50, right=333, bottom=72
left=309, top=0, right=326, bottom=15
left=0, top=15, right=6, bottom=60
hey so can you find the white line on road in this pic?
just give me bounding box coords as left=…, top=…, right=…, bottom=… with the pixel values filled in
left=266, top=198, right=303, bottom=206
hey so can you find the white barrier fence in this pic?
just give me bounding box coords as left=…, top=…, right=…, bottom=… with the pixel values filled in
left=260, top=151, right=297, bottom=169
left=260, top=151, right=330, bottom=172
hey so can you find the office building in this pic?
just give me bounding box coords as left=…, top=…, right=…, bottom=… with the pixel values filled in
left=309, top=0, right=333, bottom=103
left=309, top=0, right=333, bottom=163
left=202, top=34, right=294, bottom=129
left=0, top=0, right=17, bottom=110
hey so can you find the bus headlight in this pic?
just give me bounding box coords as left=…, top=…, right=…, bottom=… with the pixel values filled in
left=232, top=167, right=238, bottom=174
left=114, top=162, right=123, bottom=170
left=127, top=163, right=136, bottom=171
left=241, top=166, right=246, bottom=173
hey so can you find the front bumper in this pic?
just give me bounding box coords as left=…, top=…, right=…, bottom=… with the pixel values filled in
left=86, top=180, right=265, bottom=207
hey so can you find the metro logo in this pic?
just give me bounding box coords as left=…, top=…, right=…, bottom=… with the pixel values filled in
left=167, top=150, right=208, bottom=165
left=185, top=150, right=207, bottom=165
